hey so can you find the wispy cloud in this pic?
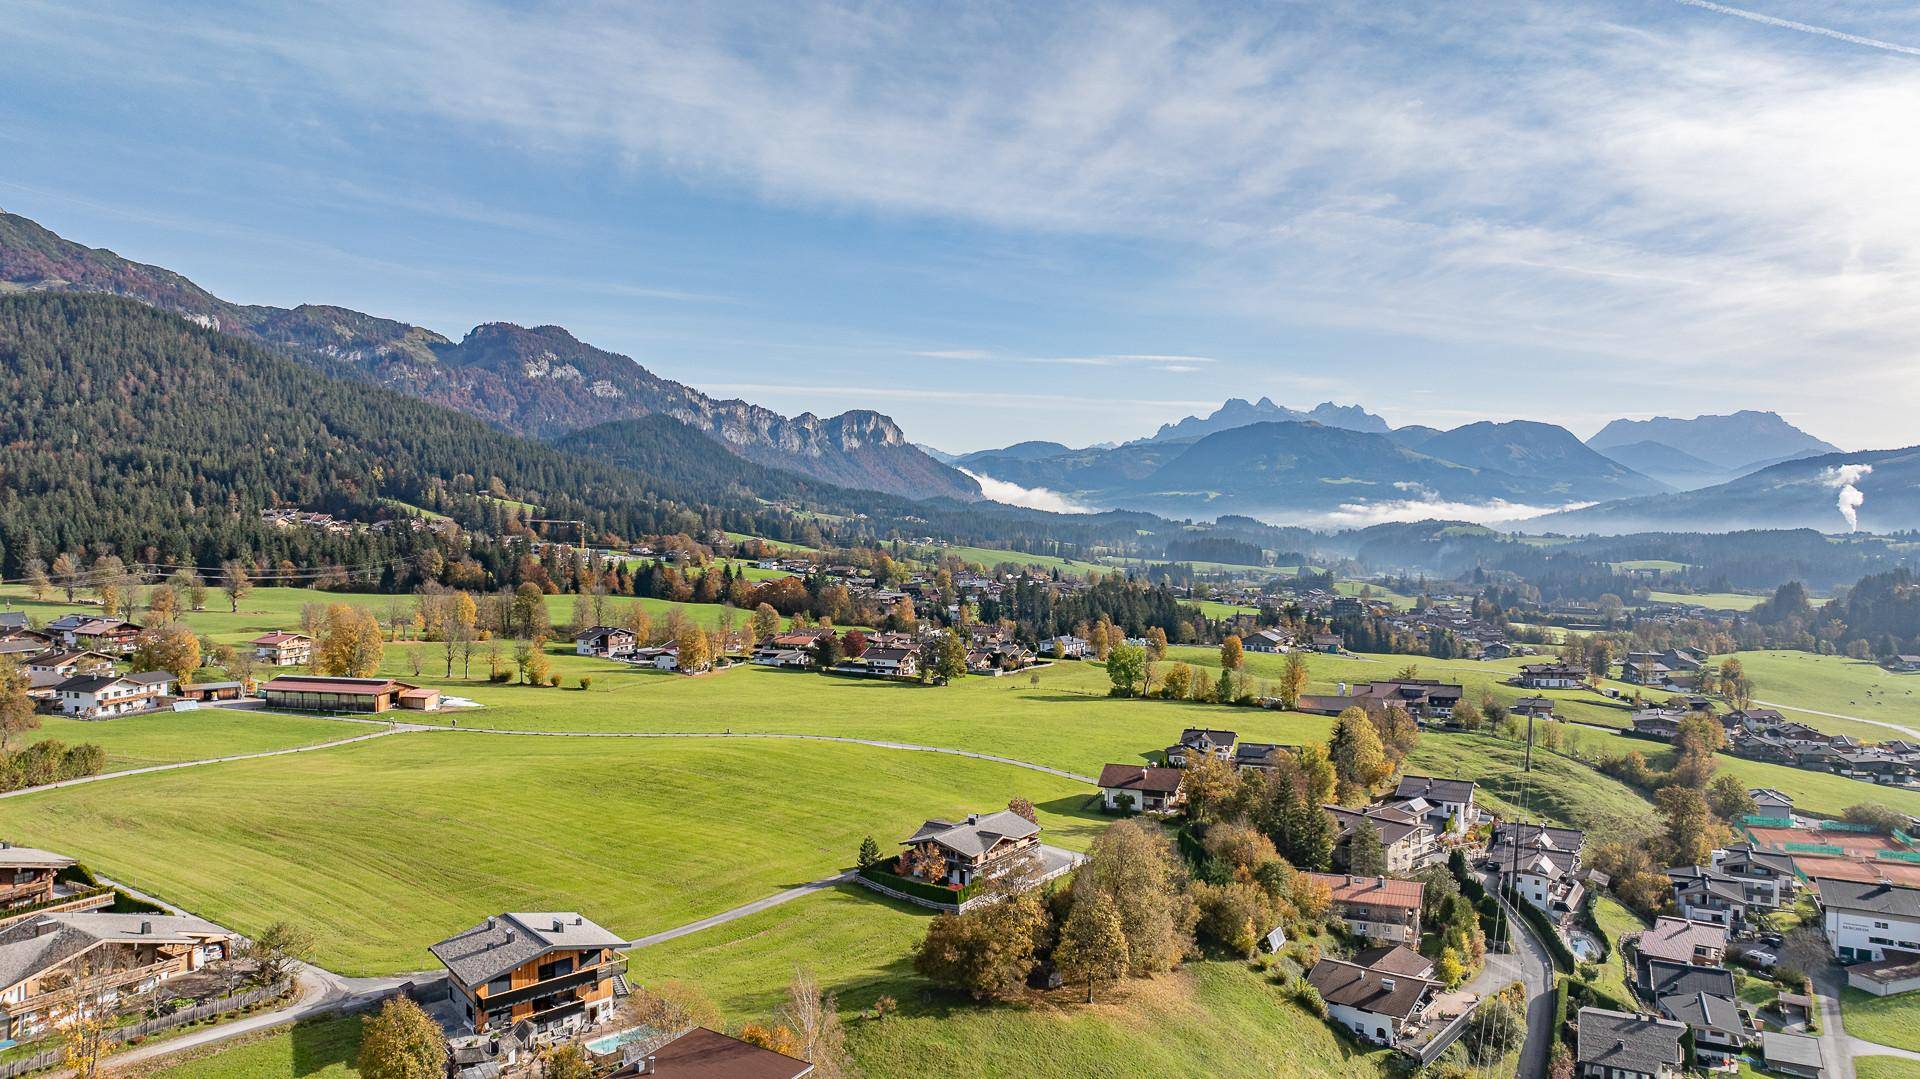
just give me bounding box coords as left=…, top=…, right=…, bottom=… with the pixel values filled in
left=1670, top=0, right=1920, bottom=57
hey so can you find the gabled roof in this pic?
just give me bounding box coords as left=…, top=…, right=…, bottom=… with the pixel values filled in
left=1645, top=958, right=1735, bottom=1001
left=53, top=674, right=133, bottom=694
left=430, top=912, right=626, bottom=988
left=1325, top=805, right=1424, bottom=848
left=1176, top=728, right=1238, bottom=749
left=260, top=675, right=413, bottom=695
left=0, top=912, right=230, bottom=994
left=1814, top=877, right=1920, bottom=919
left=1306, top=872, right=1423, bottom=910
left=126, top=670, right=175, bottom=687
left=1306, top=957, right=1436, bottom=1019
left=1394, top=774, right=1474, bottom=804
left=1096, top=764, right=1184, bottom=794
left=609, top=1026, right=814, bottom=1079
left=1761, top=1031, right=1823, bottom=1071
left=251, top=631, right=312, bottom=645
left=0, top=844, right=75, bottom=871
left=1576, top=1008, right=1686, bottom=1073
left=1657, top=990, right=1743, bottom=1034
left=1352, top=944, right=1435, bottom=978
left=904, top=810, right=1040, bottom=858
left=1635, top=917, right=1727, bottom=964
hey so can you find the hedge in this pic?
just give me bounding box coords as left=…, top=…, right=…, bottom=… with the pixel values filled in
left=857, top=857, right=982, bottom=906
left=1503, top=885, right=1575, bottom=972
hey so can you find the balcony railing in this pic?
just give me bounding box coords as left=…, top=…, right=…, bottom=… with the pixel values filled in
left=477, top=958, right=624, bottom=1011
left=5, top=957, right=182, bottom=1017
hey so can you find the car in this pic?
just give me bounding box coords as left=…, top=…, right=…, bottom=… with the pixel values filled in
left=1739, top=950, right=1778, bottom=970
left=1761, top=932, right=1784, bottom=948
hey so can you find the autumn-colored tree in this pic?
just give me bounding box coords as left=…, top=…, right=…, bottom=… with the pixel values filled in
left=52, top=552, right=80, bottom=602
left=348, top=608, right=386, bottom=678
left=1657, top=785, right=1728, bottom=867
left=145, top=582, right=180, bottom=624
left=778, top=967, right=847, bottom=1076
left=737, top=1023, right=804, bottom=1058
left=0, top=657, right=40, bottom=752
left=133, top=622, right=202, bottom=683
left=220, top=559, right=252, bottom=613
left=1071, top=819, right=1197, bottom=975
left=1007, top=796, right=1039, bottom=824
left=1056, top=891, right=1130, bottom=1002
left=1106, top=642, right=1147, bottom=697
left=621, top=977, right=723, bottom=1035
left=1146, top=626, right=1168, bottom=659
left=675, top=620, right=711, bottom=672
left=1279, top=650, right=1310, bottom=710
left=1182, top=754, right=1239, bottom=824
left=751, top=602, right=782, bottom=644
left=1707, top=773, right=1755, bottom=821
left=356, top=996, right=447, bottom=1079
left=21, top=558, right=49, bottom=601
left=525, top=636, right=553, bottom=686
left=913, top=893, right=1047, bottom=1000
left=1219, top=635, right=1244, bottom=672
left=1159, top=661, right=1192, bottom=700
left=1328, top=708, right=1390, bottom=802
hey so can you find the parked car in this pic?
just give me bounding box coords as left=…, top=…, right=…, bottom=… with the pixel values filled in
left=1738, top=949, right=1778, bottom=971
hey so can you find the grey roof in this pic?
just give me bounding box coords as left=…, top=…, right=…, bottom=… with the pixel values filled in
left=1394, top=774, right=1474, bottom=803
left=1658, top=990, right=1743, bottom=1035
left=1814, top=877, right=1920, bottom=919
left=0, top=844, right=75, bottom=871
left=0, top=912, right=230, bottom=993
left=1492, top=822, right=1584, bottom=854
left=1353, top=944, right=1435, bottom=978
left=1645, top=959, right=1735, bottom=1001
left=1306, top=957, right=1436, bottom=1019
left=126, top=671, right=175, bottom=687
left=1576, top=1007, right=1686, bottom=1072
left=1177, top=728, right=1238, bottom=749
left=53, top=674, right=129, bottom=694
left=0, top=613, right=26, bottom=630
left=1325, top=804, right=1423, bottom=848
left=904, top=810, right=1040, bottom=858
left=1762, top=1031, right=1824, bottom=1070
left=430, top=912, right=627, bottom=988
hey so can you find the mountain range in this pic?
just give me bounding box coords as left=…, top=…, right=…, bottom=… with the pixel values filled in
left=0, top=211, right=977, bottom=502
left=1145, top=397, right=1392, bottom=442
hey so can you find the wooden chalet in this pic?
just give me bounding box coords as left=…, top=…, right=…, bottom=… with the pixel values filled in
left=250, top=631, right=313, bottom=667
left=0, top=912, right=233, bottom=1041
left=431, top=912, right=627, bottom=1040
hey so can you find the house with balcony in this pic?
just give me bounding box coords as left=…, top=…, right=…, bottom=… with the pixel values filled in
left=1575, top=1008, right=1686, bottom=1079
left=899, top=810, right=1041, bottom=888
left=1390, top=775, right=1476, bottom=835
left=1487, top=823, right=1590, bottom=921
left=1307, top=954, right=1441, bottom=1049
left=250, top=631, right=313, bottom=667
left=53, top=673, right=170, bottom=718
left=430, top=912, right=628, bottom=1046
left=1325, top=804, right=1433, bottom=873
left=1165, top=728, right=1238, bottom=767
left=0, top=911, right=233, bottom=1042
left=0, top=845, right=74, bottom=911
left=1710, top=845, right=1796, bottom=907
left=1305, top=873, right=1424, bottom=945
left=1517, top=663, right=1586, bottom=689
left=56, top=618, right=141, bottom=656
left=1096, top=764, right=1186, bottom=814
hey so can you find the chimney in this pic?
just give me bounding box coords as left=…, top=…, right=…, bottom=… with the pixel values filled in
left=504, top=929, right=516, bottom=945
left=139, top=920, right=151, bottom=934
left=574, top=915, right=583, bottom=926
left=1380, top=977, right=1395, bottom=992
left=552, top=918, right=564, bottom=933
left=639, top=1056, right=656, bottom=1075
left=485, top=915, right=496, bottom=930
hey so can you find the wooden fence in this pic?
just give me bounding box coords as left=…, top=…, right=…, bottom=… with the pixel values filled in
left=0, top=982, right=288, bottom=1078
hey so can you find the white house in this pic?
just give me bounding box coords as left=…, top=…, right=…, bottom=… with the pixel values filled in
left=1307, top=955, right=1438, bottom=1048
left=574, top=626, right=636, bottom=658
left=1815, top=877, right=1920, bottom=961
left=54, top=674, right=166, bottom=718
left=1391, top=775, right=1476, bottom=835
left=1095, top=764, right=1185, bottom=814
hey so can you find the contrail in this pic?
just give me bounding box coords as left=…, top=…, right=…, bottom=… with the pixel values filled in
left=1672, top=0, right=1920, bottom=57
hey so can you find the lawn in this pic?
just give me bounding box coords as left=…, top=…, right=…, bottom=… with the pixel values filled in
left=631, top=884, right=1387, bottom=1078
left=1405, top=734, right=1652, bottom=836
left=1648, top=591, right=1767, bottom=611
left=907, top=543, right=1101, bottom=576
left=1586, top=895, right=1646, bottom=1005
left=144, top=1014, right=364, bottom=1078
left=1844, top=987, right=1920, bottom=1054
left=22, top=711, right=361, bottom=769
left=1185, top=599, right=1262, bottom=620
left=1856, top=1057, right=1920, bottom=1079
left=1566, top=727, right=1920, bottom=819
left=0, top=733, right=1108, bottom=976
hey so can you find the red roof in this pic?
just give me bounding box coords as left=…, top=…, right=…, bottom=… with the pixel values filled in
left=1096, top=764, right=1185, bottom=794
left=252, top=632, right=311, bottom=645
left=1305, top=871, right=1423, bottom=909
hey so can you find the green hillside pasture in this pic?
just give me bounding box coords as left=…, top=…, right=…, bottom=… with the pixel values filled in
left=1185, top=599, right=1263, bottom=620
left=911, top=544, right=1098, bottom=575
left=1647, top=591, right=1765, bottom=611
left=381, top=655, right=1338, bottom=779
left=1565, top=728, right=1920, bottom=819
left=1843, top=988, right=1920, bottom=1055
left=1405, top=734, right=1653, bottom=837
left=630, top=884, right=1387, bottom=1079
left=1722, top=651, right=1920, bottom=739
left=0, top=734, right=1106, bottom=976
left=1855, top=1056, right=1920, bottom=1079
left=22, top=711, right=360, bottom=770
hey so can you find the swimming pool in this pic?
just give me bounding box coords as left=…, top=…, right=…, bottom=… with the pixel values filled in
left=584, top=1026, right=661, bottom=1056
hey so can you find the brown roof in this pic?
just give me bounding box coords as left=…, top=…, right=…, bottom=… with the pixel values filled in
left=609, top=1027, right=813, bottom=1079
left=260, top=675, right=410, bottom=696
left=1096, top=764, right=1185, bottom=794
left=252, top=631, right=311, bottom=645
left=1306, top=872, right=1423, bottom=910
left=398, top=687, right=440, bottom=700
left=1306, top=957, right=1437, bottom=1019
left=1353, top=944, right=1435, bottom=978
left=1634, top=916, right=1726, bottom=964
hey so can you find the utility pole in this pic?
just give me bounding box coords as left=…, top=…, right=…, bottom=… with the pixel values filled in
left=1524, top=710, right=1535, bottom=773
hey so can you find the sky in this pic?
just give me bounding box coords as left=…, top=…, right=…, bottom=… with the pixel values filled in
left=6, top=0, right=1920, bottom=453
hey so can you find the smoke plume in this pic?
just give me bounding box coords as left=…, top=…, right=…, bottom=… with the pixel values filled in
left=1820, top=463, right=1872, bottom=532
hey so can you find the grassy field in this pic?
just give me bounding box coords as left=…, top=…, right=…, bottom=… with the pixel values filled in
left=1723, top=651, right=1920, bottom=738
left=145, top=1014, right=364, bottom=1078
left=1647, top=591, right=1767, bottom=611
left=631, top=883, right=1386, bottom=1078
left=1844, top=987, right=1920, bottom=1054
left=1406, top=734, right=1652, bottom=835
left=908, top=543, right=1100, bottom=576
left=1565, top=727, right=1920, bottom=818
left=1609, top=560, right=1689, bottom=573
left=22, top=711, right=359, bottom=769
left=0, top=733, right=1107, bottom=976
left=1856, top=1057, right=1920, bottom=1079
left=1184, top=599, right=1262, bottom=620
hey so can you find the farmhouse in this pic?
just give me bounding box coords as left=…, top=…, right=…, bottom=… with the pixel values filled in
left=1306, top=955, right=1440, bottom=1049
left=1096, top=764, right=1186, bottom=814
left=53, top=672, right=170, bottom=718
left=1241, top=628, right=1289, bottom=653
left=259, top=675, right=437, bottom=714
left=901, top=810, right=1042, bottom=888
left=250, top=631, right=313, bottom=667
left=431, top=912, right=627, bottom=1042
left=1304, top=872, right=1423, bottom=945
left=1575, top=1008, right=1686, bottom=1079
left=1516, top=663, right=1585, bottom=689
left=1165, top=728, right=1237, bottom=767
left=0, top=912, right=234, bottom=1042
left=0, top=844, right=74, bottom=910
left=574, top=626, right=636, bottom=658
left=58, top=618, right=141, bottom=655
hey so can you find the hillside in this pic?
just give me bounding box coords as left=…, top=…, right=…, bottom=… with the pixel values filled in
left=0, top=293, right=722, bottom=564
left=1592, top=439, right=1732, bottom=490
left=0, top=211, right=976, bottom=501
left=1534, top=445, right=1920, bottom=534
left=1415, top=420, right=1668, bottom=499
left=1586, top=410, right=1839, bottom=472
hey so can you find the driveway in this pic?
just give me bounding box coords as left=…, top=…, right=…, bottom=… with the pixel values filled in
left=1479, top=872, right=1556, bottom=1079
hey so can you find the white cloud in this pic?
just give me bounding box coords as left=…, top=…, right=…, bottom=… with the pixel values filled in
left=1292, top=498, right=1599, bottom=531
left=957, top=468, right=1093, bottom=514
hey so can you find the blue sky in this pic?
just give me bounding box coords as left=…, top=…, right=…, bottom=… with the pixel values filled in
left=7, top=0, right=1920, bottom=453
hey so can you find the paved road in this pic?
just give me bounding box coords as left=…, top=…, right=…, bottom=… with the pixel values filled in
left=628, top=871, right=855, bottom=948
left=1810, top=963, right=1859, bottom=1079
left=1480, top=874, right=1556, bottom=1079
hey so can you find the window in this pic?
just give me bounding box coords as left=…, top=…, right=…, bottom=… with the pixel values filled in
left=485, top=975, right=512, bottom=996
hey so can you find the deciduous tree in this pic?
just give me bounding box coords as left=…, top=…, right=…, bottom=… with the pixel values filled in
left=1056, top=891, right=1130, bottom=1002
left=357, top=996, right=447, bottom=1079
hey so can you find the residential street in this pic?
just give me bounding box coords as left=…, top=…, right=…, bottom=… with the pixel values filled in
left=1481, top=875, right=1556, bottom=1079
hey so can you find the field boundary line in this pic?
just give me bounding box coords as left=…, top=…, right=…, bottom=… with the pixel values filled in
left=0, top=726, right=417, bottom=800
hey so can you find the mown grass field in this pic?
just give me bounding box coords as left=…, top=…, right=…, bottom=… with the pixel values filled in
left=1184, top=599, right=1262, bottom=620
left=145, top=1014, right=364, bottom=1078
left=1722, top=650, right=1920, bottom=737
left=1586, top=895, right=1645, bottom=1005
left=0, top=733, right=1107, bottom=976
left=1855, top=1056, right=1920, bottom=1079
left=1844, top=987, right=1920, bottom=1055
left=630, top=881, right=1386, bottom=1079
left=22, top=711, right=359, bottom=769
left=1647, top=590, right=1768, bottom=611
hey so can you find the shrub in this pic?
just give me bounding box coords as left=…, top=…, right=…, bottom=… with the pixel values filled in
left=578, top=676, right=592, bottom=691
left=1290, top=980, right=1327, bottom=1018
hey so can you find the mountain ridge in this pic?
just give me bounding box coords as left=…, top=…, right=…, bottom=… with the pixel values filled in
left=0, top=210, right=976, bottom=502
